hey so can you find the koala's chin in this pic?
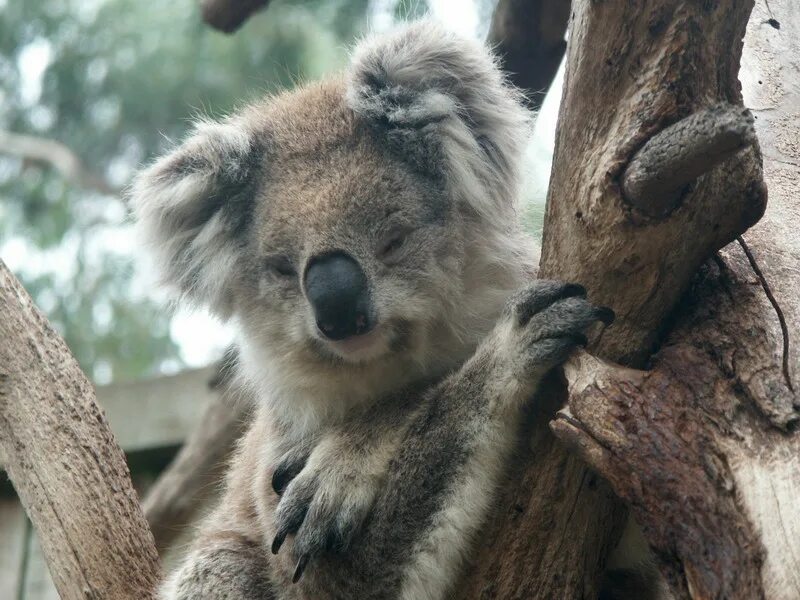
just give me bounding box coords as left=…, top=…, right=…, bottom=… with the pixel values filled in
left=310, top=323, right=393, bottom=365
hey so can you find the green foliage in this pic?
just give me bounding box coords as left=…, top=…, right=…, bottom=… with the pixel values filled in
left=0, top=0, right=375, bottom=382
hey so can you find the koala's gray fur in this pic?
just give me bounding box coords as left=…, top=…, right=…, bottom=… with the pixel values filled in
left=131, top=21, right=644, bottom=600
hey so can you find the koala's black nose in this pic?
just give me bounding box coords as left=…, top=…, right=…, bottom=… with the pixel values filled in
left=304, top=252, right=373, bottom=341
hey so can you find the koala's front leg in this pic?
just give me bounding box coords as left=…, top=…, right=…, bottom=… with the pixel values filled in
left=336, top=281, right=613, bottom=600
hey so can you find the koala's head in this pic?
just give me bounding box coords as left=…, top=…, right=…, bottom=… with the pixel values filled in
left=131, top=21, right=532, bottom=388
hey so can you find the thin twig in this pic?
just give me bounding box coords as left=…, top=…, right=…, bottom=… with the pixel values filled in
left=737, top=235, right=793, bottom=392
left=0, top=130, right=119, bottom=196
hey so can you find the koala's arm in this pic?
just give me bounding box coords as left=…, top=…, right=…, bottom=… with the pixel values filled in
left=159, top=413, right=281, bottom=600
left=279, top=282, right=612, bottom=600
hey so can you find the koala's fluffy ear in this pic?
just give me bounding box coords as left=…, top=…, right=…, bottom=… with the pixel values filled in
left=129, top=118, right=260, bottom=318
left=346, top=20, right=531, bottom=223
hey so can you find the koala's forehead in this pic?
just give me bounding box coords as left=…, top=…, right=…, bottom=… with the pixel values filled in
left=243, top=79, right=445, bottom=248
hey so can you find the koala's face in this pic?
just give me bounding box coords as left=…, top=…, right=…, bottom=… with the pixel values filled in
left=132, top=22, right=530, bottom=376
left=233, top=89, right=461, bottom=365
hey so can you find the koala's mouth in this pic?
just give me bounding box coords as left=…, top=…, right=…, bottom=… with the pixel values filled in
left=317, top=318, right=413, bottom=364
left=328, top=326, right=384, bottom=357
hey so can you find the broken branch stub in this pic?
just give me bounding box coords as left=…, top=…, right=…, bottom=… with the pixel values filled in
left=621, top=104, right=757, bottom=218
left=200, top=0, right=270, bottom=34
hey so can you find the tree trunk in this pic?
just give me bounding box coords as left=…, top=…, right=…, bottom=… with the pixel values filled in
left=552, top=2, right=800, bottom=598
left=0, top=261, right=161, bottom=600
left=462, top=1, right=773, bottom=598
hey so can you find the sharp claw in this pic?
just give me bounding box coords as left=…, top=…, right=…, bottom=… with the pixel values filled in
left=292, top=554, right=310, bottom=583
left=272, top=468, right=288, bottom=496
left=272, top=460, right=304, bottom=496
left=271, top=531, right=287, bottom=555
left=595, top=306, right=616, bottom=325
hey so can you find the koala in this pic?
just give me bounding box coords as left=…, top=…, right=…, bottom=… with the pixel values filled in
left=132, top=21, right=619, bottom=600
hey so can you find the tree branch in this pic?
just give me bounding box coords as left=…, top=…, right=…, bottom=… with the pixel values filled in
left=0, top=260, right=160, bottom=599
left=544, top=3, right=800, bottom=597
left=487, top=0, right=570, bottom=111
left=552, top=349, right=766, bottom=599
left=200, top=0, right=270, bottom=33
left=0, top=130, right=119, bottom=196
left=462, top=1, right=765, bottom=598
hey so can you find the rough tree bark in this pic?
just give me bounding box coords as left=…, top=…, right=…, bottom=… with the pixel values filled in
left=0, top=261, right=161, bottom=600
left=461, top=1, right=772, bottom=598
left=552, top=2, right=800, bottom=598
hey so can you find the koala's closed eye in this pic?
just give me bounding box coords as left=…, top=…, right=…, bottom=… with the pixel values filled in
left=377, top=227, right=414, bottom=264
left=265, top=255, right=297, bottom=278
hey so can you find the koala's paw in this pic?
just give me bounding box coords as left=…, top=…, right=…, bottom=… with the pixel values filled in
left=500, top=280, right=614, bottom=384
left=270, top=444, right=380, bottom=583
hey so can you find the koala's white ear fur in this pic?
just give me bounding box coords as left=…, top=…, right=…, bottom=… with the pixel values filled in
left=129, top=119, right=258, bottom=318
left=346, top=20, right=531, bottom=223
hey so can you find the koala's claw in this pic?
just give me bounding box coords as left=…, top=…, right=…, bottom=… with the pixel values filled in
left=272, top=452, right=308, bottom=496
left=271, top=449, right=380, bottom=582
left=292, top=554, right=310, bottom=583
left=501, top=280, right=615, bottom=383
left=271, top=530, right=287, bottom=555
left=595, top=306, right=615, bottom=325
left=512, top=280, right=587, bottom=326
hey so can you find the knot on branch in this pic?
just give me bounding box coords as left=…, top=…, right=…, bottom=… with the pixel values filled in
left=621, top=104, right=756, bottom=218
